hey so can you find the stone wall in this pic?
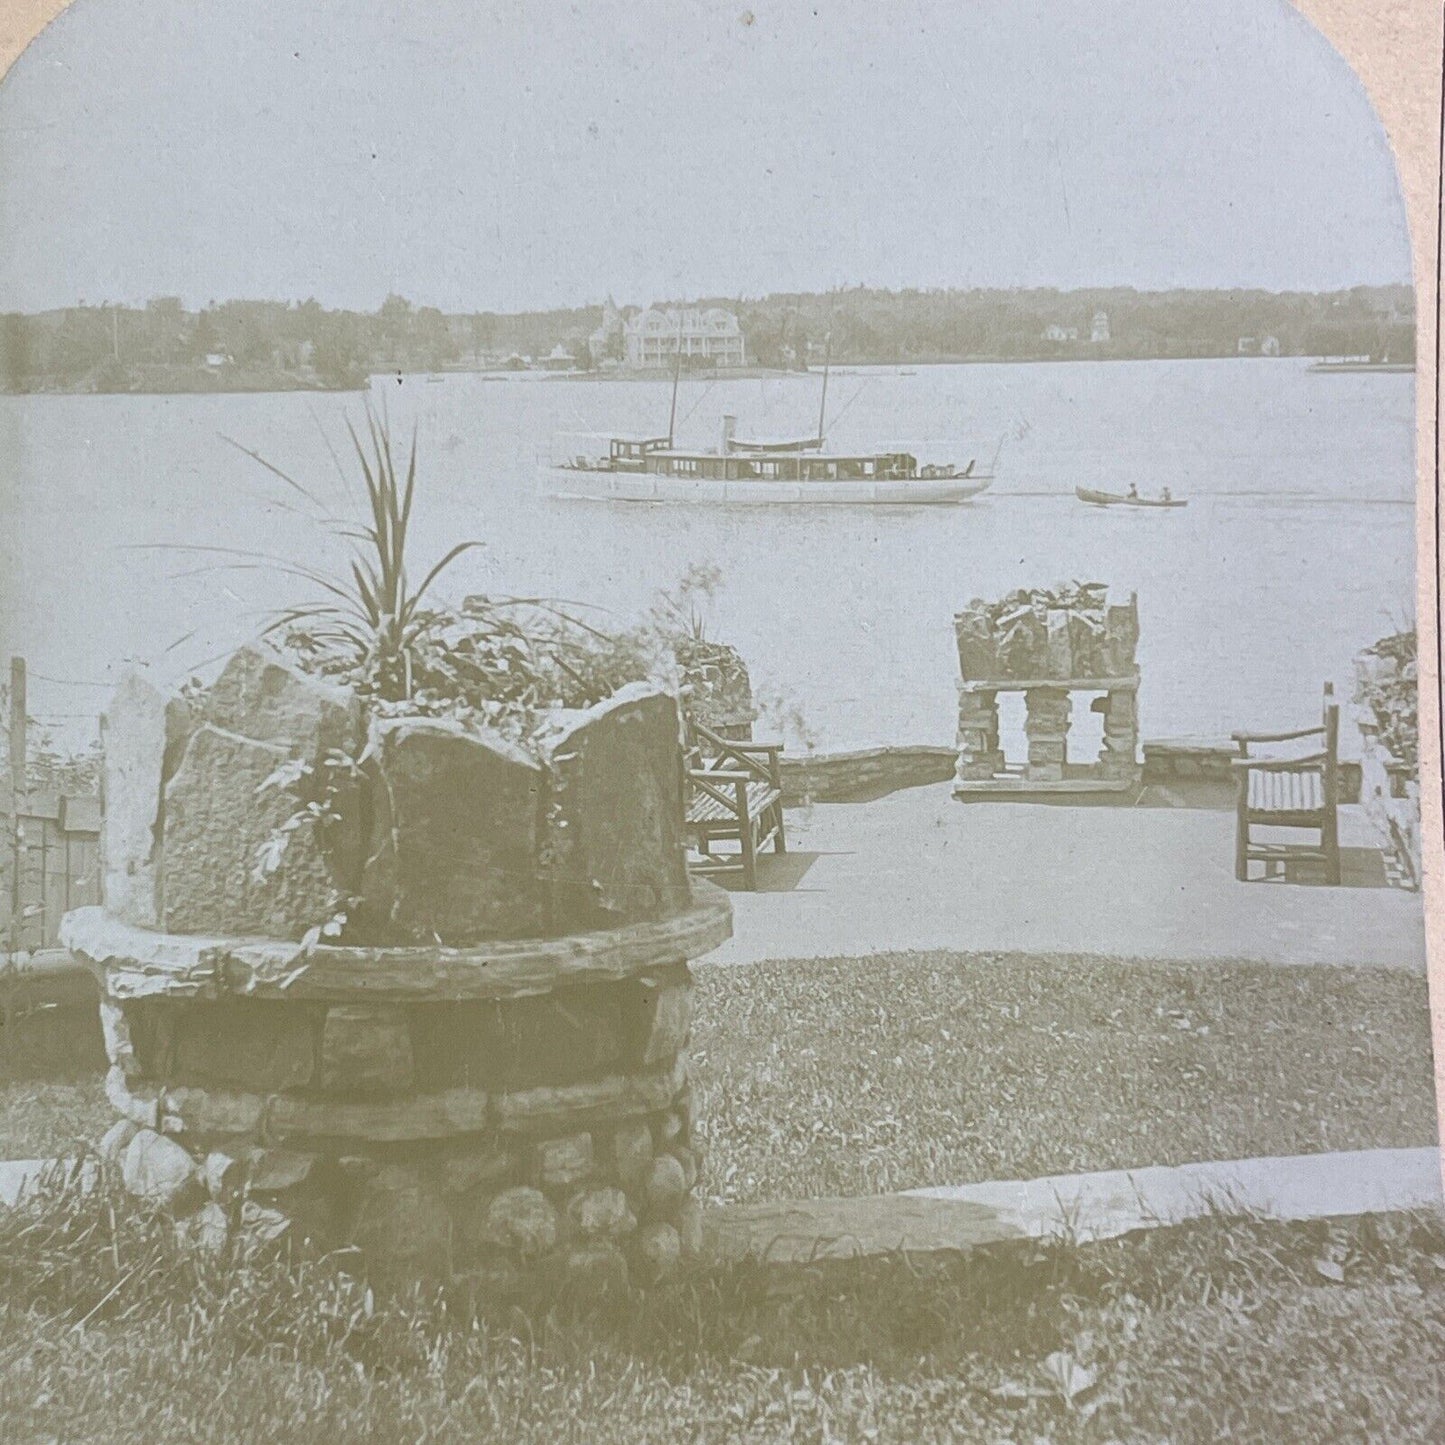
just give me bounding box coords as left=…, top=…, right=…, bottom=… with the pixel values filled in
left=64, top=887, right=731, bottom=1284
left=103, top=647, right=689, bottom=945
left=778, top=746, right=956, bottom=805
left=1357, top=727, right=1421, bottom=888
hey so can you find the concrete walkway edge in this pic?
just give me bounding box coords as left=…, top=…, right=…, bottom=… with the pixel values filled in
left=7, top=1148, right=1441, bottom=1266
left=706, top=1147, right=1443, bottom=1262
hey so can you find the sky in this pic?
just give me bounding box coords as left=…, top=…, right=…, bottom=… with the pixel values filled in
left=0, top=0, right=1412, bottom=313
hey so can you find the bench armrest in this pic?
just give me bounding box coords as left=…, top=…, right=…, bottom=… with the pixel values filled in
left=1230, top=751, right=1328, bottom=772
left=1232, top=725, right=1325, bottom=747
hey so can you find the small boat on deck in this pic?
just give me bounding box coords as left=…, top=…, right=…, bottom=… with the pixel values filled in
left=1076, top=486, right=1188, bottom=509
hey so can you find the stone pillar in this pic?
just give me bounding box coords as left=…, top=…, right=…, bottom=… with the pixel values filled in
left=955, top=689, right=1004, bottom=781
left=1023, top=687, right=1070, bottom=783
left=1095, top=686, right=1140, bottom=783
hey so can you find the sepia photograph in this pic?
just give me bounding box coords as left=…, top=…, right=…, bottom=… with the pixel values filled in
left=0, top=0, right=1440, bottom=1439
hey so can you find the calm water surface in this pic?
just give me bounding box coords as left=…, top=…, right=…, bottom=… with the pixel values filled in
left=1, top=358, right=1415, bottom=754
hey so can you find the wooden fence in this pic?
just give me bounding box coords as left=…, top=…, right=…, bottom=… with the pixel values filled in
left=1, top=793, right=101, bottom=953
left=4, top=655, right=103, bottom=955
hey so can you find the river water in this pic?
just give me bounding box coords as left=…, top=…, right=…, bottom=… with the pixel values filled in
left=1, top=357, right=1416, bottom=756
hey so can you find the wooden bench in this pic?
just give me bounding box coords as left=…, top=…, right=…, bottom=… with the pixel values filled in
left=685, top=720, right=785, bottom=890
left=1233, top=683, right=1341, bottom=884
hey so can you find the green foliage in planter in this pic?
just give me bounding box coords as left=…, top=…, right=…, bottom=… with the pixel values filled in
left=957, top=581, right=1115, bottom=680
left=233, top=406, right=654, bottom=740
left=1357, top=629, right=1418, bottom=770
left=641, top=563, right=754, bottom=728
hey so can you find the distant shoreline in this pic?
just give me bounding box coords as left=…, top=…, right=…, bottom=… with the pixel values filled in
left=2, top=352, right=1415, bottom=396
left=2, top=362, right=365, bottom=396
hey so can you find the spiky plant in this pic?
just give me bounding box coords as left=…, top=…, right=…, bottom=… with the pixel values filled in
left=251, top=407, right=480, bottom=703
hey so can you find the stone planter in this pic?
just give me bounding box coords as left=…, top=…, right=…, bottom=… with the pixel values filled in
left=61, top=890, right=728, bottom=1279
left=676, top=639, right=757, bottom=740
left=953, top=588, right=1142, bottom=795
left=67, top=641, right=731, bottom=1283
left=1354, top=640, right=1420, bottom=888
left=1356, top=722, right=1421, bottom=889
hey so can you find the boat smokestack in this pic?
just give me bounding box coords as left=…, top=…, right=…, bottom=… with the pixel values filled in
left=720, top=414, right=736, bottom=455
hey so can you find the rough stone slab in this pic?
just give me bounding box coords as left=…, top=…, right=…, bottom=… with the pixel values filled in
left=536, top=1131, right=593, bottom=1187
left=494, top=1057, right=688, bottom=1136
left=441, top=1149, right=513, bottom=1195
left=123, top=1129, right=203, bottom=1212
left=60, top=884, right=731, bottom=1003
left=103, top=1067, right=490, bottom=1143
left=161, top=725, right=339, bottom=939
left=953, top=604, right=999, bottom=680
left=266, top=1086, right=491, bottom=1143
left=1045, top=610, right=1072, bottom=677
left=246, top=1148, right=316, bottom=1193
left=101, top=673, right=186, bottom=928
left=706, top=1148, right=1445, bottom=1263
left=98, top=1000, right=141, bottom=1076
left=204, top=642, right=361, bottom=757
left=320, top=1005, right=415, bottom=1094
left=642, top=1153, right=688, bottom=1218
left=483, top=1186, right=558, bottom=1256
left=568, top=1186, right=637, bottom=1240
left=352, top=1164, right=450, bottom=1263
left=411, top=987, right=627, bottom=1092
left=359, top=717, right=548, bottom=943
left=626, top=970, right=694, bottom=1067
left=167, top=1000, right=319, bottom=1092
left=539, top=684, right=691, bottom=932
left=1103, top=590, right=1140, bottom=675
left=611, top=1119, right=654, bottom=1191
left=203, top=1151, right=244, bottom=1203
left=106, top=1067, right=264, bottom=1137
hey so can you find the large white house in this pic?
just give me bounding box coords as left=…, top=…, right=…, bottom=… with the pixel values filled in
left=623, top=306, right=746, bottom=368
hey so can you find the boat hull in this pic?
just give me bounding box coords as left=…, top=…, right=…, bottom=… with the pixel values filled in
left=1076, top=486, right=1187, bottom=509
left=542, top=467, right=992, bottom=505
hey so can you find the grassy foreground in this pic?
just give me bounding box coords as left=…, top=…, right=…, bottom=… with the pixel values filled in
left=692, top=951, right=1440, bottom=1204
left=0, top=951, right=1440, bottom=1440
left=1, top=950, right=1438, bottom=1197
left=1, top=1170, right=1443, bottom=1444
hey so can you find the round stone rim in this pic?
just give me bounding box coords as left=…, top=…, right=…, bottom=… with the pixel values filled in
left=60, top=881, right=732, bottom=1004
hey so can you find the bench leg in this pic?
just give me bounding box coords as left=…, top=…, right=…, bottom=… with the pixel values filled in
left=1323, top=814, right=1341, bottom=887
left=1234, top=807, right=1250, bottom=882
left=739, top=818, right=758, bottom=890
left=772, top=802, right=787, bottom=855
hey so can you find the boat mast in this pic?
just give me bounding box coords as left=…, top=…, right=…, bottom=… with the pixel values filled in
left=815, top=331, right=832, bottom=444
left=666, top=315, right=683, bottom=446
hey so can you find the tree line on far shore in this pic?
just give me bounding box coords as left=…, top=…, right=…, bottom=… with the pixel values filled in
left=0, top=283, right=1414, bottom=393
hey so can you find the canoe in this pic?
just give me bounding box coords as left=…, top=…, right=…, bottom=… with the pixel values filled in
left=1076, top=486, right=1188, bottom=509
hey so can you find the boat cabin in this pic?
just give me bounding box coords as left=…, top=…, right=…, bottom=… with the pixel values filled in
left=640, top=449, right=925, bottom=482
left=608, top=436, right=672, bottom=469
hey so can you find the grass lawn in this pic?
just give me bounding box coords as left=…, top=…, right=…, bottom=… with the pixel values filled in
left=0, top=1000, right=107, bottom=1159
left=692, top=951, right=1440, bottom=1204
left=1, top=1179, right=1442, bottom=1443
left=0, top=952, right=1438, bottom=1202
left=0, top=954, right=1440, bottom=1440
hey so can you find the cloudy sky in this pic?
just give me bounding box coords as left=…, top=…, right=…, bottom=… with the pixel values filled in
left=0, top=0, right=1411, bottom=313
